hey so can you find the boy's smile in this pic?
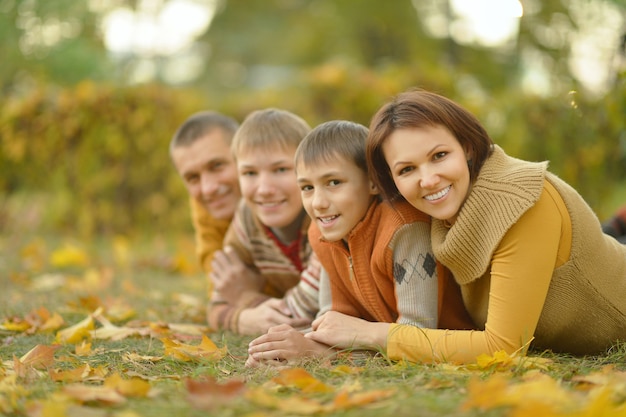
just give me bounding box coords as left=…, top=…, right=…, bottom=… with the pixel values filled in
left=297, top=155, right=378, bottom=243
left=237, top=146, right=304, bottom=241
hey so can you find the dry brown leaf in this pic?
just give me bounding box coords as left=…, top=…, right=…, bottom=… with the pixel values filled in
left=75, top=340, right=92, bottom=356
left=20, top=344, right=60, bottom=370
left=38, top=312, right=65, bottom=333
left=49, top=364, right=91, bottom=383
left=184, top=376, right=246, bottom=410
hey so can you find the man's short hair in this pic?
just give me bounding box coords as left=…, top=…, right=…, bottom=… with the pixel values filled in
left=170, top=111, right=239, bottom=154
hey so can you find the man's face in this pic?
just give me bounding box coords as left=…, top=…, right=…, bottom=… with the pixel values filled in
left=171, top=130, right=240, bottom=220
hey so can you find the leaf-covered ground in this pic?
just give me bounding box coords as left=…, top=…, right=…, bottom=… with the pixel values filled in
left=1, top=232, right=625, bottom=417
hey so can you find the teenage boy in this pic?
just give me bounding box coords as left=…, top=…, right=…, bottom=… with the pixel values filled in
left=208, top=108, right=322, bottom=335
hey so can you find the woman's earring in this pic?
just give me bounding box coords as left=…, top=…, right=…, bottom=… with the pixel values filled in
left=467, top=158, right=473, bottom=169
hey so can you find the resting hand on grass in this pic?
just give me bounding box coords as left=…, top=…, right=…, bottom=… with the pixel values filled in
left=210, top=245, right=264, bottom=305
left=304, top=311, right=390, bottom=351
left=238, top=298, right=311, bottom=336
left=246, top=324, right=334, bottom=367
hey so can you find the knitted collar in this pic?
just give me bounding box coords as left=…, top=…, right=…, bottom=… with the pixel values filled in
left=432, top=145, right=548, bottom=284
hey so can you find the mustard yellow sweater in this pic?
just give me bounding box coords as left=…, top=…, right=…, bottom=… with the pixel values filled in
left=189, top=197, right=231, bottom=295
left=387, top=146, right=626, bottom=363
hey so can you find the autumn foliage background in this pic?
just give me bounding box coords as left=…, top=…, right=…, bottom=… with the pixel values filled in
left=1, top=0, right=626, bottom=416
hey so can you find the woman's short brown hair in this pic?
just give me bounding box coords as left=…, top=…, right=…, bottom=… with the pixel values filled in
left=366, top=89, right=494, bottom=201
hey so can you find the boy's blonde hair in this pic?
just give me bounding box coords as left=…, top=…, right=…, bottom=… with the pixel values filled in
left=295, top=120, right=369, bottom=174
left=231, top=108, right=311, bottom=158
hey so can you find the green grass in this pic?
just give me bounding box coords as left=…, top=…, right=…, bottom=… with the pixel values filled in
left=0, top=231, right=625, bottom=417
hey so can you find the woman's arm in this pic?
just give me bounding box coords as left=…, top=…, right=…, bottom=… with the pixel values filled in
left=308, top=188, right=563, bottom=364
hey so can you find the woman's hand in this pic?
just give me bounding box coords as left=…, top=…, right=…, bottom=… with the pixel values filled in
left=305, top=311, right=390, bottom=351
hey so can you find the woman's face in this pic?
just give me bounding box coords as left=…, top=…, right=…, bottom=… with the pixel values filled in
left=382, top=125, right=471, bottom=224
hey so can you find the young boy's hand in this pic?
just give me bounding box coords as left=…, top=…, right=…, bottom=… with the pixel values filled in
left=237, top=299, right=311, bottom=336
left=210, top=245, right=264, bottom=304
left=245, top=323, right=333, bottom=367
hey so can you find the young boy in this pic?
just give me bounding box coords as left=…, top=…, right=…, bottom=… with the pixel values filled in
left=246, top=120, right=472, bottom=366
left=207, top=108, right=323, bottom=335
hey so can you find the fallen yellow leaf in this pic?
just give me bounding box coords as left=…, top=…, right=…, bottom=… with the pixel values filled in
left=1, top=318, right=31, bottom=332
left=55, top=310, right=97, bottom=344
left=272, top=368, right=334, bottom=394
left=245, top=387, right=324, bottom=415
left=104, top=373, right=151, bottom=397
left=161, top=335, right=227, bottom=362
left=49, top=364, right=91, bottom=383
left=50, top=244, right=90, bottom=268
left=330, top=388, right=396, bottom=411
left=62, top=384, right=126, bottom=405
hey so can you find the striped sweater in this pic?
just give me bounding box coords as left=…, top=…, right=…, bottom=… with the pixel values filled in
left=207, top=200, right=320, bottom=332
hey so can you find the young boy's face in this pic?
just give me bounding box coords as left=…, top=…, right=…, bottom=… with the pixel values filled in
left=237, top=145, right=303, bottom=232
left=297, top=155, right=377, bottom=242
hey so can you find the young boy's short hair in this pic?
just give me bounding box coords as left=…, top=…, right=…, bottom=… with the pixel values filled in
left=295, top=120, right=369, bottom=173
left=231, top=108, right=311, bottom=156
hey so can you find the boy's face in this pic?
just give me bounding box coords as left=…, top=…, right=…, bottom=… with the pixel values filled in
left=237, top=145, right=303, bottom=232
left=297, top=155, right=377, bottom=242
left=171, top=130, right=240, bottom=220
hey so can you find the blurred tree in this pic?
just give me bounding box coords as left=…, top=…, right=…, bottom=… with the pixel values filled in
left=0, top=0, right=114, bottom=93
left=198, top=0, right=515, bottom=96
left=0, top=0, right=623, bottom=237
left=198, top=0, right=624, bottom=98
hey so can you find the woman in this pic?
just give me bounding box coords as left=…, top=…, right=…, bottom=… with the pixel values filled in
left=305, top=89, right=626, bottom=364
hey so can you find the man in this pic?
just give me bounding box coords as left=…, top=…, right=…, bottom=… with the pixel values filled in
left=170, top=111, right=244, bottom=290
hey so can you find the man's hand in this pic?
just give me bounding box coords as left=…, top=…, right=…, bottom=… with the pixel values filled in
left=210, top=245, right=264, bottom=305
left=245, top=324, right=333, bottom=367
left=237, top=298, right=311, bottom=336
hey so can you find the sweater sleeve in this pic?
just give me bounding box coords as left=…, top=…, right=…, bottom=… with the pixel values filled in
left=387, top=186, right=561, bottom=364
left=283, top=251, right=321, bottom=321
left=391, top=222, right=438, bottom=328
left=206, top=208, right=268, bottom=332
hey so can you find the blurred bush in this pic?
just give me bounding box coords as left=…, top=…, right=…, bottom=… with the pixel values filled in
left=0, top=81, right=205, bottom=236
left=1, top=69, right=624, bottom=237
